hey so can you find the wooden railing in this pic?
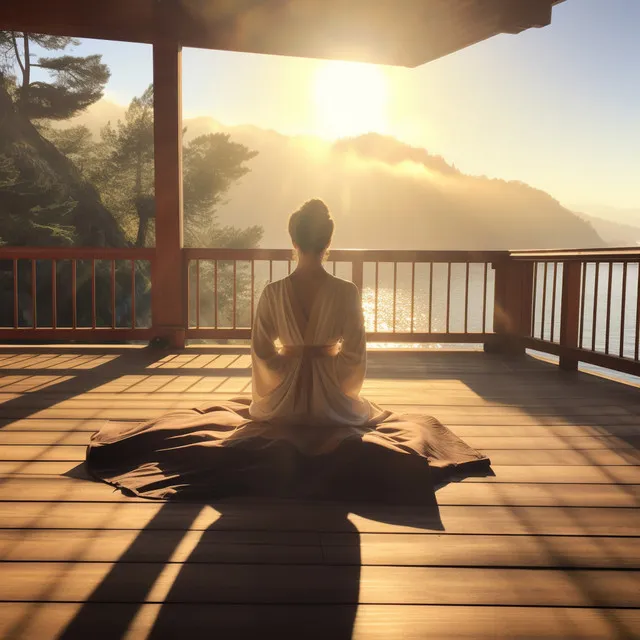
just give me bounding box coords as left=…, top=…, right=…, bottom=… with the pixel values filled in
left=0, top=248, right=155, bottom=341
left=1, top=245, right=639, bottom=379
left=506, top=248, right=640, bottom=377
left=184, top=249, right=503, bottom=343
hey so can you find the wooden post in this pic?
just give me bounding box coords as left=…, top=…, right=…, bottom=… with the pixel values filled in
left=486, top=258, right=534, bottom=355
left=559, top=261, right=582, bottom=371
left=151, top=6, right=185, bottom=348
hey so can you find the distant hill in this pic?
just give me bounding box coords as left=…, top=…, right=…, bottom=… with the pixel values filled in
left=67, top=102, right=605, bottom=250
left=576, top=212, right=640, bottom=247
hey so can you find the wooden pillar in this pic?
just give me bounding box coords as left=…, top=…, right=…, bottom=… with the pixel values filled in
left=151, top=27, right=185, bottom=348
left=486, top=259, right=534, bottom=355
left=558, top=261, right=582, bottom=371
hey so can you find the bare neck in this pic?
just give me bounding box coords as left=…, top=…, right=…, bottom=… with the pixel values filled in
left=294, top=252, right=326, bottom=274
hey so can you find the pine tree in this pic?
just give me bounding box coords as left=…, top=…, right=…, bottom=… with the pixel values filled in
left=0, top=32, right=110, bottom=121
left=86, top=84, right=261, bottom=249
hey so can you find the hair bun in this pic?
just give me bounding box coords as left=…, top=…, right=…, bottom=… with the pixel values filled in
left=288, top=199, right=334, bottom=254
left=299, top=199, right=330, bottom=220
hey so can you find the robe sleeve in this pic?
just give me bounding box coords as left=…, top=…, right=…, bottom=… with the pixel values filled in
left=251, top=285, right=285, bottom=400
left=336, top=282, right=367, bottom=397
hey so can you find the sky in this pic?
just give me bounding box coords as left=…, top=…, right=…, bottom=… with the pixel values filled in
left=49, top=0, right=640, bottom=220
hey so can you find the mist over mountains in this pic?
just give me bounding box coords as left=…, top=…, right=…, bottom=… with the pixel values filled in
left=71, top=101, right=610, bottom=250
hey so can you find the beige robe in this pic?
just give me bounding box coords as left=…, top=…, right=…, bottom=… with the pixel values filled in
left=249, top=274, right=385, bottom=426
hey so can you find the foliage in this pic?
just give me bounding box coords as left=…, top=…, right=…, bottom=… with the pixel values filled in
left=0, top=31, right=109, bottom=120
left=182, top=132, right=258, bottom=246
left=0, top=31, right=119, bottom=248
left=64, top=84, right=261, bottom=249
left=0, top=153, right=77, bottom=246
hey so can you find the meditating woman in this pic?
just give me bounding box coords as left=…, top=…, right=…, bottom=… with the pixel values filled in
left=86, top=199, right=490, bottom=501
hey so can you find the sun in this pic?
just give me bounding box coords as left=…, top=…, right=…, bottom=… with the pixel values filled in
left=313, top=60, right=389, bottom=139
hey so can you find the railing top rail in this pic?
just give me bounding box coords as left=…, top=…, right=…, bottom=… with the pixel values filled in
left=4, top=245, right=638, bottom=263
left=509, top=247, right=640, bottom=261
left=0, top=247, right=156, bottom=260
left=184, top=248, right=507, bottom=262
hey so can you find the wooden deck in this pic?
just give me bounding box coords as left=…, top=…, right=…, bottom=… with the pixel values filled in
left=0, top=346, right=638, bottom=639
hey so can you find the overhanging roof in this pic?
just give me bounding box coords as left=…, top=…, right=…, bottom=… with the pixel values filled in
left=1, top=0, right=566, bottom=67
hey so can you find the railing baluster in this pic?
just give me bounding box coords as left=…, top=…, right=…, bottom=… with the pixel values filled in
left=591, top=262, right=600, bottom=352
left=550, top=262, right=558, bottom=342
left=31, top=259, right=36, bottom=328
left=214, top=260, right=218, bottom=330
left=186, top=260, right=191, bottom=328
left=446, top=263, right=452, bottom=333
left=269, top=260, right=273, bottom=283
left=635, top=261, right=640, bottom=361
left=428, top=262, right=433, bottom=334
left=287, top=260, right=291, bottom=275
left=410, top=262, right=415, bottom=333
left=374, top=262, right=379, bottom=332
left=464, top=262, right=470, bottom=334
left=540, top=262, right=548, bottom=341
left=531, top=262, right=538, bottom=337
left=250, top=260, right=255, bottom=326
left=392, top=262, right=397, bottom=333
left=91, top=260, right=96, bottom=329
left=195, top=259, right=200, bottom=329
left=579, top=262, right=587, bottom=349
left=233, top=260, right=237, bottom=329
left=482, top=262, right=488, bottom=334
left=332, top=261, right=336, bottom=276
left=619, top=262, right=627, bottom=358
left=351, top=258, right=364, bottom=298
left=72, top=260, right=77, bottom=330
left=111, top=259, right=116, bottom=329
left=605, top=262, right=613, bottom=354
left=13, top=259, right=18, bottom=328
left=51, top=259, right=57, bottom=330
left=131, top=260, right=136, bottom=330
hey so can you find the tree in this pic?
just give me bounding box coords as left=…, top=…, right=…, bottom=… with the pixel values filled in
left=87, top=84, right=261, bottom=249
left=0, top=32, right=109, bottom=121
left=0, top=72, right=124, bottom=248
left=88, top=85, right=155, bottom=244
left=182, top=132, right=259, bottom=247
left=0, top=153, right=76, bottom=246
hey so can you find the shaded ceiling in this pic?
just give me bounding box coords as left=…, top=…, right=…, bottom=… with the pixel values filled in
left=1, top=0, right=566, bottom=67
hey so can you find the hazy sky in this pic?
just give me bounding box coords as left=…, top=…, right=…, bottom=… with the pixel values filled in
left=58, top=0, right=639, bottom=217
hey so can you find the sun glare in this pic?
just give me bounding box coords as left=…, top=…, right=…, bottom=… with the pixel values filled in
left=313, top=60, right=389, bottom=139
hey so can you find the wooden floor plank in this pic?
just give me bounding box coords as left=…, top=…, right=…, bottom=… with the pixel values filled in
left=1, top=418, right=639, bottom=438
left=1, top=563, right=638, bottom=607
left=1, top=529, right=637, bottom=568
left=1, top=604, right=638, bottom=640
left=2, top=430, right=639, bottom=451
left=3, top=390, right=638, bottom=408
left=3, top=444, right=638, bottom=465
left=3, top=406, right=639, bottom=426
left=1, top=502, right=638, bottom=536
left=0, top=477, right=637, bottom=508
left=1, top=396, right=638, bottom=416
left=2, top=461, right=640, bottom=484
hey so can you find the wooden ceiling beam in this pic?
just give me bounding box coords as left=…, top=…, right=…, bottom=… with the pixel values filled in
left=0, top=0, right=566, bottom=67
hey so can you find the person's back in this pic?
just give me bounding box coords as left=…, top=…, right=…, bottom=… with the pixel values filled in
left=249, top=199, right=381, bottom=426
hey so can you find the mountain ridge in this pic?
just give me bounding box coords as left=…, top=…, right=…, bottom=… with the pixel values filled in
left=66, top=101, right=606, bottom=250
